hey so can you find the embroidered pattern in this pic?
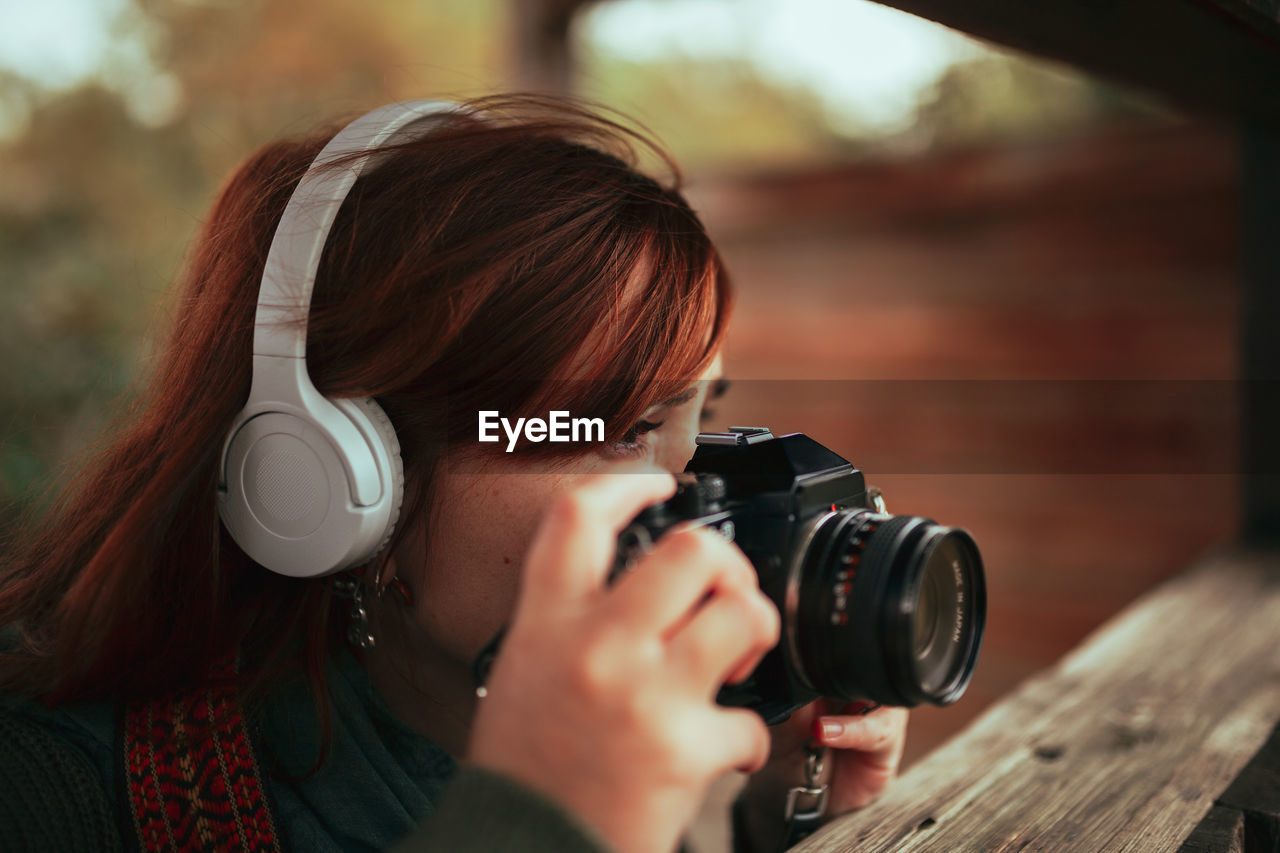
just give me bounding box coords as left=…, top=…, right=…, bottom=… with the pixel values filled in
left=125, top=687, right=281, bottom=852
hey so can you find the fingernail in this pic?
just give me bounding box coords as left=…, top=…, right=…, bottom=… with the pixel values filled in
left=814, top=719, right=843, bottom=741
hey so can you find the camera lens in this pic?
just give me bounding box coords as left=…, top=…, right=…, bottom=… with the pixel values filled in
left=914, top=564, right=940, bottom=658
left=907, top=533, right=975, bottom=697
left=788, top=511, right=985, bottom=708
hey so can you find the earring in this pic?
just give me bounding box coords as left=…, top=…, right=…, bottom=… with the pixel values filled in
left=332, top=573, right=376, bottom=649
left=374, top=559, right=414, bottom=607
left=387, top=577, right=414, bottom=607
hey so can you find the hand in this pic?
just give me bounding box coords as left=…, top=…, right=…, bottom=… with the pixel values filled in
left=737, top=700, right=909, bottom=851
left=468, top=471, right=781, bottom=853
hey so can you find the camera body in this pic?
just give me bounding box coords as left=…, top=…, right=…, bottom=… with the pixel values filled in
left=472, top=426, right=985, bottom=725
left=612, top=427, right=873, bottom=724
left=612, top=427, right=985, bottom=725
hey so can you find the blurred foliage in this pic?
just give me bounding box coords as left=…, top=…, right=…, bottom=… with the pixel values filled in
left=0, top=0, right=513, bottom=532
left=577, top=45, right=1166, bottom=172
left=0, top=0, right=1164, bottom=532
left=577, top=51, right=839, bottom=171
left=908, top=54, right=1168, bottom=151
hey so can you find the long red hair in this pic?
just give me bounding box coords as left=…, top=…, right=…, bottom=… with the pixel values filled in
left=0, top=95, right=732, bottom=717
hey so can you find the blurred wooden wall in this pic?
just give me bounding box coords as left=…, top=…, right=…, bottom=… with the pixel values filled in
left=685, top=119, right=1239, bottom=765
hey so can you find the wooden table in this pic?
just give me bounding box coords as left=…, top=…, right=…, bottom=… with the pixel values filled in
left=795, top=550, right=1280, bottom=852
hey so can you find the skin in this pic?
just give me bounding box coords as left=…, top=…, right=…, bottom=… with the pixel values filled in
left=363, top=351, right=909, bottom=852
left=363, top=357, right=727, bottom=758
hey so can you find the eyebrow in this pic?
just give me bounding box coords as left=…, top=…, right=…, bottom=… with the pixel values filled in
left=655, top=387, right=699, bottom=408
left=654, top=376, right=732, bottom=409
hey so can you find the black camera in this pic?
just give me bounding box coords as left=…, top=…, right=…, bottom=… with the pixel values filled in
left=471, top=427, right=985, bottom=726
left=612, top=427, right=986, bottom=725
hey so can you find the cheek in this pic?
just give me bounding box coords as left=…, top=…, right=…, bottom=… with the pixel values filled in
left=654, top=406, right=702, bottom=473
left=409, top=469, right=579, bottom=662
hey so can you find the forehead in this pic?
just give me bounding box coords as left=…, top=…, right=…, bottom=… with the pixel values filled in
left=702, top=352, right=724, bottom=382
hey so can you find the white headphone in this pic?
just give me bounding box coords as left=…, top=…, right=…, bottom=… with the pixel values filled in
left=218, top=100, right=460, bottom=578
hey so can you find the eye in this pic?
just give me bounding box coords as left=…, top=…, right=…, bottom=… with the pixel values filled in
left=607, top=418, right=664, bottom=459
left=700, top=377, right=732, bottom=424
left=620, top=418, right=664, bottom=445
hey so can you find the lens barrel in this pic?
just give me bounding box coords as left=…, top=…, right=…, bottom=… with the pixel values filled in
left=790, top=511, right=985, bottom=708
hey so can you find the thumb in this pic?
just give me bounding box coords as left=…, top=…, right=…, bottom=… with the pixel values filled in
left=519, top=469, right=675, bottom=612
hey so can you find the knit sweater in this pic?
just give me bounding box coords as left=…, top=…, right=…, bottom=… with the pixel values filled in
left=0, top=652, right=615, bottom=853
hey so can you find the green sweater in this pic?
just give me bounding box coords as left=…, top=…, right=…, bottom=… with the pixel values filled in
left=0, top=652, right=614, bottom=852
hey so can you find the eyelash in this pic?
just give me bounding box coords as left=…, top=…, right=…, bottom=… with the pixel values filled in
left=610, top=418, right=664, bottom=458
left=607, top=378, right=730, bottom=458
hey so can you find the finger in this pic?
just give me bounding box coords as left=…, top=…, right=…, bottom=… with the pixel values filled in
left=705, top=707, right=773, bottom=775
left=666, top=584, right=779, bottom=693
left=822, top=708, right=909, bottom=813
left=521, top=470, right=675, bottom=610
left=812, top=706, right=907, bottom=755
left=606, top=527, right=757, bottom=634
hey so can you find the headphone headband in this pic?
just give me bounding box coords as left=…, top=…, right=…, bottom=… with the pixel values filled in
left=254, top=100, right=462, bottom=360
left=219, top=100, right=459, bottom=578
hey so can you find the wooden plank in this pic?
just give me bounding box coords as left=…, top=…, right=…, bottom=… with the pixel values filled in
left=1177, top=805, right=1246, bottom=853
left=867, top=1, right=1280, bottom=124
left=793, top=552, right=1280, bottom=852
left=1217, top=719, right=1280, bottom=850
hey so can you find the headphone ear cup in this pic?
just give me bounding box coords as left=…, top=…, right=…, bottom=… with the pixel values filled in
left=221, top=101, right=454, bottom=578
left=219, top=395, right=404, bottom=578
left=336, top=395, right=405, bottom=558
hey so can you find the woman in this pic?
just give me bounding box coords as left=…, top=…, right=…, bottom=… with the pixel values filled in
left=0, top=95, right=907, bottom=852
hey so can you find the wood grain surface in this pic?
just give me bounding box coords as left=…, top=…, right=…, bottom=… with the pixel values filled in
left=791, top=551, right=1280, bottom=853
left=1194, top=718, right=1280, bottom=850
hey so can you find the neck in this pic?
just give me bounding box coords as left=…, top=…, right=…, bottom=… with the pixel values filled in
left=361, top=614, right=479, bottom=760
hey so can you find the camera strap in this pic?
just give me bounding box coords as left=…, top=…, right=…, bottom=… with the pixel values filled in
left=779, top=741, right=830, bottom=851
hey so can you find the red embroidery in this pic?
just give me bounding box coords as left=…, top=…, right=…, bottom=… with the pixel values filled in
left=125, top=687, right=281, bottom=852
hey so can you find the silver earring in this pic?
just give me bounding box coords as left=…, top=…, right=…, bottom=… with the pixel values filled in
left=374, top=557, right=414, bottom=607
left=332, top=573, right=376, bottom=649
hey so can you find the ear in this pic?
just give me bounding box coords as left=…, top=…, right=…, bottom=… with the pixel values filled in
left=373, top=553, right=398, bottom=598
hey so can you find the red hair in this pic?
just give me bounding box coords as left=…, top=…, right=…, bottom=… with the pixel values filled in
left=0, top=95, right=732, bottom=718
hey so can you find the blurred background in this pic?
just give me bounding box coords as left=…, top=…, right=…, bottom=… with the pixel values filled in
left=0, top=0, right=1238, bottom=848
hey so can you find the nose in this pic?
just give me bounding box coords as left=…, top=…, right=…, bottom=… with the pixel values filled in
left=656, top=428, right=698, bottom=475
